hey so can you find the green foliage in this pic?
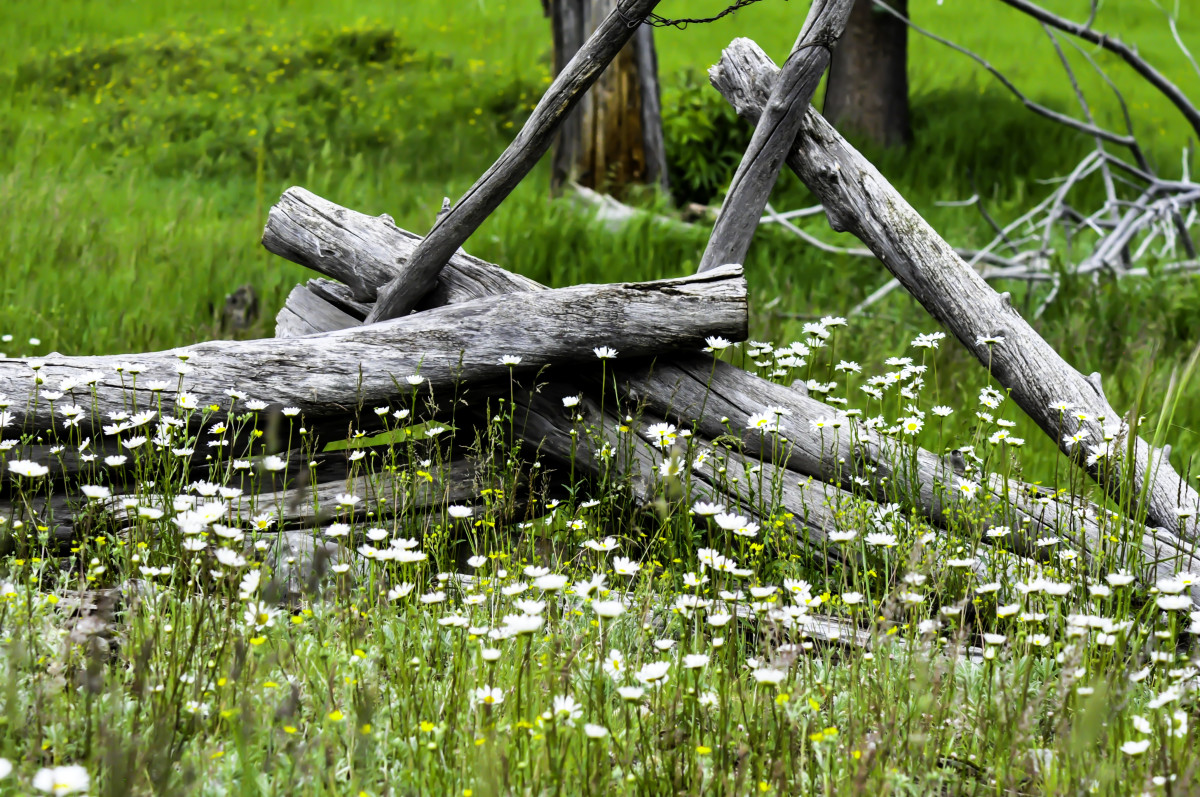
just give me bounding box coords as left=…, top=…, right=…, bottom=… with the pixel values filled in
left=661, top=68, right=749, bottom=206
left=2, top=0, right=1200, bottom=792
left=2, top=23, right=538, bottom=180
left=0, top=333, right=1196, bottom=795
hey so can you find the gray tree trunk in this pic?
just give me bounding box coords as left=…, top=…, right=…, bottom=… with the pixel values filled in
left=822, top=0, right=912, bottom=148
left=548, top=0, right=669, bottom=198
left=365, top=0, right=664, bottom=325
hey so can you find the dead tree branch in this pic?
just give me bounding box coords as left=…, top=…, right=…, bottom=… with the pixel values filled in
left=696, top=0, right=854, bottom=272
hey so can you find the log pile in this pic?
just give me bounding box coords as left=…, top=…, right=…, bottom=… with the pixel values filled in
left=257, top=188, right=1199, bottom=603
left=2, top=2, right=1197, bottom=617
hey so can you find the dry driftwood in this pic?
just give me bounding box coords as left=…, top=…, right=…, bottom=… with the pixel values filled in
left=994, top=0, right=1200, bottom=141
left=0, top=267, right=746, bottom=442
left=232, top=457, right=482, bottom=529
left=697, top=0, right=854, bottom=273
left=4, top=450, right=442, bottom=535
left=709, top=38, right=1200, bottom=539
left=365, top=0, right=665, bottom=324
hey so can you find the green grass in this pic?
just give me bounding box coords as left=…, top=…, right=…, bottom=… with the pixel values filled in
left=0, top=333, right=1197, bottom=795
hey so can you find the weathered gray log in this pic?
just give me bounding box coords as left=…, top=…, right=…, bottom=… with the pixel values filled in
left=9, top=455, right=507, bottom=556
left=233, top=458, right=481, bottom=528
left=6, top=450, right=346, bottom=541
left=511, top=385, right=1016, bottom=583
left=275, top=284, right=361, bottom=338
left=696, top=0, right=854, bottom=273
left=508, top=383, right=856, bottom=565
left=1, top=443, right=329, bottom=500
left=710, top=38, right=1200, bottom=539
left=619, top=355, right=1198, bottom=601
left=0, top=267, right=747, bottom=441
left=365, top=0, right=664, bottom=324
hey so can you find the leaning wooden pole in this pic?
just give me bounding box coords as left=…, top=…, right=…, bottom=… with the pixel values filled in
left=709, top=38, right=1200, bottom=537
left=366, top=0, right=663, bottom=324
left=696, top=0, right=854, bottom=273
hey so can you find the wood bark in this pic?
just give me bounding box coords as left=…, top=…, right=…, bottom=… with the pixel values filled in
left=709, top=38, right=1200, bottom=539
left=275, top=284, right=360, bottom=338
left=548, top=0, right=669, bottom=197
left=0, top=268, right=746, bottom=440
left=822, top=0, right=911, bottom=148
left=365, top=0, right=663, bottom=324
left=696, top=0, right=855, bottom=274
left=634, top=23, right=669, bottom=196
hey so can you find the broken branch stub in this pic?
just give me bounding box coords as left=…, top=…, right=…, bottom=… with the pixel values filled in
left=709, top=38, right=1200, bottom=538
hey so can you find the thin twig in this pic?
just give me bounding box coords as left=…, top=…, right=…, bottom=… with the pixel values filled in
left=993, top=0, right=1200, bottom=139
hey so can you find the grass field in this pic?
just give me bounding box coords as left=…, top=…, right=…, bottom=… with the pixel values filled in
left=3, top=0, right=1200, bottom=793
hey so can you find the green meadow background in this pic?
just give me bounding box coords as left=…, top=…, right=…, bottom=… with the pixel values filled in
left=2, top=0, right=1199, bottom=480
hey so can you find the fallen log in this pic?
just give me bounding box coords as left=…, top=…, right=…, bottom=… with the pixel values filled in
left=507, top=383, right=856, bottom=567
left=0, top=267, right=746, bottom=442
left=618, top=357, right=1199, bottom=598
left=508, top=384, right=1016, bottom=585
left=709, top=37, right=1200, bottom=539
left=229, top=457, right=483, bottom=529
